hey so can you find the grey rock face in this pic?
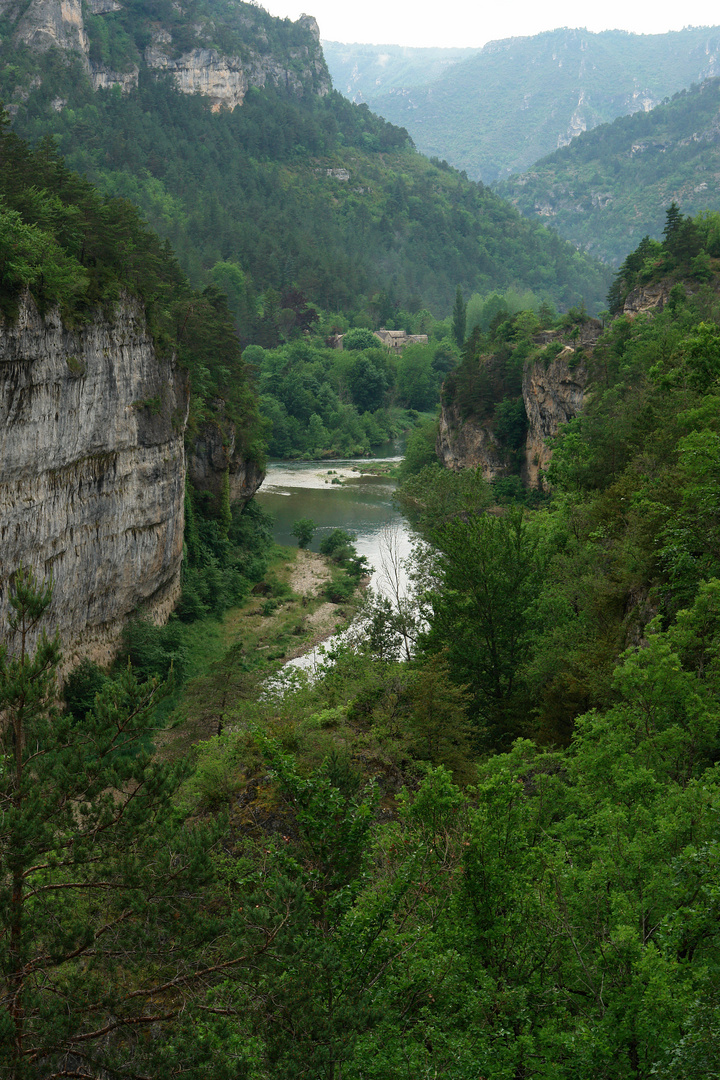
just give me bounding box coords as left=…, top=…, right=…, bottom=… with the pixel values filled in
left=437, top=322, right=601, bottom=484
left=0, top=295, right=188, bottom=667
left=144, top=44, right=329, bottom=110
left=90, top=62, right=139, bottom=93
left=187, top=420, right=264, bottom=505
left=436, top=398, right=506, bottom=479
left=522, top=352, right=588, bottom=488
left=623, top=281, right=673, bottom=315
left=9, top=0, right=88, bottom=56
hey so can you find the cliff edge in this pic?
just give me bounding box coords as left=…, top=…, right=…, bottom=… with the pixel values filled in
left=437, top=320, right=601, bottom=485
left=0, top=294, right=188, bottom=665
left=2, top=0, right=329, bottom=108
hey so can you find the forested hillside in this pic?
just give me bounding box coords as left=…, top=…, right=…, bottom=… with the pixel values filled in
left=6, top=213, right=720, bottom=1076
left=5, top=4, right=720, bottom=1074
left=499, top=77, right=720, bottom=265
left=0, top=1, right=610, bottom=326
left=350, top=26, right=720, bottom=182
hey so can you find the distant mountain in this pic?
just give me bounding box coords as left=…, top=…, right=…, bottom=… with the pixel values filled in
left=336, top=27, right=720, bottom=183
left=498, top=78, right=720, bottom=266
left=0, top=0, right=611, bottom=325
left=322, top=41, right=475, bottom=103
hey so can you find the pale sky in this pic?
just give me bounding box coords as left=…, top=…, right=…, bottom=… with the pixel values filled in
left=262, top=0, right=720, bottom=48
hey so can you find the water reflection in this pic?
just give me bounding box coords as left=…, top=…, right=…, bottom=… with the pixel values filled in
left=255, top=446, right=414, bottom=670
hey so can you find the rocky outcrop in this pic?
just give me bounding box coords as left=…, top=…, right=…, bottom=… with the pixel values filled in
left=90, top=62, right=139, bottom=94
left=622, top=280, right=673, bottom=316
left=436, top=399, right=506, bottom=480
left=188, top=420, right=264, bottom=505
left=0, top=294, right=189, bottom=667
left=7, top=0, right=88, bottom=56
left=3, top=0, right=329, bottom=110
left=438, top=321, right=601, bottom=485
left=144, top=41, right=328, bottom=110
left=144, top=46, right=250, bottom=111
left=522, top=351, right=588, bottom=487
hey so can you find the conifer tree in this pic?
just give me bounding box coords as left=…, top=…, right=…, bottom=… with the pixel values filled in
left=0, top=569, right=259, bottom=1078
left=451, top=284, right=467, bottom=347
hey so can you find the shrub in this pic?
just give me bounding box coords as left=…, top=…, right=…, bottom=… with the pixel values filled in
left=292, top=518, right=317, bottom=549
left=319, top=528, right=356, bottom=557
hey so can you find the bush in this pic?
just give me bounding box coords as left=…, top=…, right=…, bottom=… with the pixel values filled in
left=117, top=618, right=189, bottom=686
left=292, top=518, right=317, bottom=549
left=319, top=528, right=356, bottom=557
left=325, top=576, right=356, bottom=603
left=343, top=327, right=379, bottom=350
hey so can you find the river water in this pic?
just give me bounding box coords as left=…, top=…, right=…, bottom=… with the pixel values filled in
left=254, top=440, right=414, bottom=668
left=254, top=440, right=413, bottom=581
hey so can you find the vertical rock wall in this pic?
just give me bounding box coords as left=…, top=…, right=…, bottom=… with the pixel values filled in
left=521, top=352, right=588, bottom=488
left=437, top=336, right=594, bottom=484
left=0, top=294, right=189, bottom=666
left=436, top=397, right=507, bottom=479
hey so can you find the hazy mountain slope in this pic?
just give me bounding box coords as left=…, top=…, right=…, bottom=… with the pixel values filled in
left=322, top=41, right=475, bottom=103
left=356, top=26, right=720, bottom=183
left=0, top=0, right=611, bottom=320
left=498, top=78, right=720, bottom=266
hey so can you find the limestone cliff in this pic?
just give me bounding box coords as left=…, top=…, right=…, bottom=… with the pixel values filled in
left=437, top=321, right=600, bottom=485
left=436, top=398, right=506, bottom=479
left=622, top=280, right=673, bottom=316
left=3, top=0, right=88, bottom=57
left=0, top=294, right=188, bottom=666
left=3, top=0, right=330, bottom=105
left=521, top=351, right=588, bottom=487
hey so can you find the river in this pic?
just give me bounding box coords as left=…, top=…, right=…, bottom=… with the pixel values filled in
left=255, top=440, right=413, bottom=582
left=255, top=440, right=414, bottom=668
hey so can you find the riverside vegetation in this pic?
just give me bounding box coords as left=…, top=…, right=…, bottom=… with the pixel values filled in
left=4, top=186, right=720, bottom=1074
left=2, top=15, right=720, bottom=1076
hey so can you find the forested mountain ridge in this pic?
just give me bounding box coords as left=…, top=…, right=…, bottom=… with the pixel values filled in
left=340, top=26, right=720, bottom=183
left=2, top=0, right=330, bottom=107
left=0, top=0, right=611, bottom=324
left=498, top=77, right=720, bottom=265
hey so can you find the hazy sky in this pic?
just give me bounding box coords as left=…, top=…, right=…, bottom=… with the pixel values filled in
left=262, top=0, right=720, bottom=48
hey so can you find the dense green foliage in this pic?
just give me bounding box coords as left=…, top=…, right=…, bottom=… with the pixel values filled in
left=607, top=203, right=720, bottom=313
left=1, top=20, right=610, bottom=320
left=0, top=570, right=249, bottom=1078
left=6, top=238, right=720, bottom=1077
left=0, top=110, right=264, bottom=465
left=357, top=26, right=720, bottom=183
left=417, top=227, right=720, bottom=749
left=500, top=77, right=720, bottom=266
left=250, top=332, right=447, bottom=457
left=6, top=4, right=720, bottom=1070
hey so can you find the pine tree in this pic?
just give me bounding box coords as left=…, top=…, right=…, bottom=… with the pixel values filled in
left=0, top=569, right=258, bottom=1078
left=451, top=284, right=467, bottom=348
